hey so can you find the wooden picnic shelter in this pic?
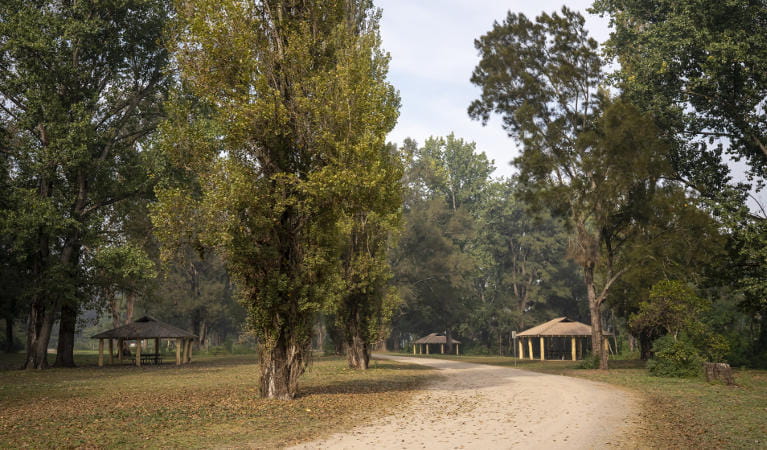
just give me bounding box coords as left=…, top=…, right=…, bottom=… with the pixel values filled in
left=413, top=333, right=461, bottom=355
left=516, top=317, right=611, bottom=361
left=91, top=316, right=197, bottom=367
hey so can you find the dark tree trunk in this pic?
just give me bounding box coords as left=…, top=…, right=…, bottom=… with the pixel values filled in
left=345, top=308, right=369, bottom=370
left=639, top=330, right=654, bottom=360
left=259, top=330, right=309, bottom=400
left=584, top=263, right=608, bottom=370
left=4, top=317, right=14, bottom=353
left=54, top=302, right=77, bottom=367
left=445, top=329, right=453, bottom=353
left=23, top=296, right=56, bottom=369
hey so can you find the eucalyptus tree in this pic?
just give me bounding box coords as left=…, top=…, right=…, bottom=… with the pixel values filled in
left=0, top=0, right=171, bottom=368
left=470, top=7, right=669, bottom=368
left=154, top=0, right=399, bottom=398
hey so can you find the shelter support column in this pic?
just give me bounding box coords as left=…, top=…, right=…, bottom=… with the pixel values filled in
left=456, top=343, right=459, bottom=356
left=441, top=344, right=444, bottom=354
left=571, top=337, right=577, bottom=361
left=176, top=338, right=182, bottom=365
left=413, top=343, right=416, bottom=355
left=518, top=339, right=524, bottom=359
left=426, top=343, right=429, bottom=355
left=540, top=337, right=545, bottom=361
left=136, top=339, right=142, bottom=367
left=108, top=339, right=114, bottom=365
left=527, top=338, right=533, bottom=360
left=98, top=339, right=104, bottom=367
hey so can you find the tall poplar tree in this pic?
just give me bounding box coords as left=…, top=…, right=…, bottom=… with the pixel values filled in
left=155, top=0, right=399, bottom=398
left=0, top=0, right=170, bottom=368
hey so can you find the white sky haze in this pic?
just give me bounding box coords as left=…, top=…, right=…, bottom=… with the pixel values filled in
left=377, top=1, right=611, bottom=178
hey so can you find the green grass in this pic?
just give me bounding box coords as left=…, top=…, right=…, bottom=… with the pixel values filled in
left=401, top=353, right=767, bottom=449
left=0, top=352, right=436, bottom=448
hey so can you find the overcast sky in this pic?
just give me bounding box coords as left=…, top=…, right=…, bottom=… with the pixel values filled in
left=377, top=0, right=611, bottom=179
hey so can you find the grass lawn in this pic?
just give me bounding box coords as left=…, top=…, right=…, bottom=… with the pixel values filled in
left=408, top=354, right=767, bottom=449
left=0, top=352, right=436, bottom=448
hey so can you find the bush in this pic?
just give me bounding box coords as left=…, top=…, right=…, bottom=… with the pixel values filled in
left=578, top=354, right=599, bottom=369
left=647, top=335, right=702, bottom=378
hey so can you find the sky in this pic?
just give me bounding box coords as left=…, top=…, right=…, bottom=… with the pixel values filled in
left=376, top=0, right=611, bottom=179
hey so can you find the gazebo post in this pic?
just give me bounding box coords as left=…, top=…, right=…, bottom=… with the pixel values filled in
left=518, top=339, right=524, bottom=359
left=108, top=339, right=114, bottom=365
left=425, top=343, right=429, bottom=355
left=413, top=343, right=416, bottom=355
left=176, top=338, right=182, bottom=365
left=455, top=343, right=459, bottom=356
left=527, top=338, right=533, bottom=360
left=571, top=337, right=577, bottom=361
left=440, top=344, right=444, bottom=354
left=98, top=339, right=104, bottom=367
left=540, top=336, right=545, bottom=361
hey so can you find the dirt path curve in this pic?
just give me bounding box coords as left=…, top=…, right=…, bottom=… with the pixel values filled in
left=292, top=354, right=640, bottom=450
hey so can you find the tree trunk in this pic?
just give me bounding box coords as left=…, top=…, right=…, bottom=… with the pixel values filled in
left=125, top=291, right=135, bottom=324
left=4, top=317, right=14, bottom=353
left=22, top=297, right=56, bottom=369
left=584, top=263, right=608, bottom=370
left=445, top=329, right=453, bottom=353
left=345, top=311, right=369, bottom=370
left=54, top=302, right=77, bottom=367
left=259, top=334, right=308, bottom=400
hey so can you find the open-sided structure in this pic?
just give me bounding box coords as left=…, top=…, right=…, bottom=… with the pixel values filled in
left=413, top=333, right=461, bottom=355
left=516, top=317, right=610, bottom=361
left=91, top=316, right=197, bottom=367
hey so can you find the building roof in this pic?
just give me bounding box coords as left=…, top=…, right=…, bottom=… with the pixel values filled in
left=413, top=333, right=461, bottom=345
left=91, top=316, right=197, bottom=340
left=517, top=317, right=610, bottom=337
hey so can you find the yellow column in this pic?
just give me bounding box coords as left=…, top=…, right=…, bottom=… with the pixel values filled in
left=456, top=344, right=459, bottom=356
left=98, top=339, right=104, bottom=367
left=426, top=343, right=429, bottom=355
left=527, top=338, right=534, bottom=360
left=518, top=339, right=524, bottom=359
left=413, top=343, right=416, bottom=355
left=441, top=344, right=444, bottom=354
left=176, top=338, right=182, bottom=365
left=540, top=337, right=545, bottom=361
left=136, top=339, right=142, bottom=367
left=571, top=337, right=577, bottom=361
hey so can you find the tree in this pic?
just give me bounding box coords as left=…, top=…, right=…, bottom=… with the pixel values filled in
left=630, top=280, right=709, bottom=342
left=0, top=0, right=170, bottom=368
left=470, top=7, right=669, bottom=368
left=336, top=142, right=403, bottom=369
left=155, top=0, right=399, bottom=398
left=592, top=0, right=767, bottom=181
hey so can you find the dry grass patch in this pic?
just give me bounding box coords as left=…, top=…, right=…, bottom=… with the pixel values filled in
left=0, top=353, right=436, bottom=448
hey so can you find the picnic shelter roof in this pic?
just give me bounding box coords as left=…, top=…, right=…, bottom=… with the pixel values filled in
left=414, top=333, right=461, bottom=345
left=91, top=316, right=197, bottom=340
left=517, top=317, right=609, bottom=338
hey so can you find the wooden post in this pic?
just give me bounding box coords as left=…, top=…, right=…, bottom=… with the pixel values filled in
left=527, top=338, right=534, bottom=360
left=176, top=338, right=182, bottom=365
left=518, top=339, right=524, bottom=359
left=108, top=339, right=114, bottom=365
left=440, top=344, right=444, bottom=354
left=136, top=339, right=142, bottom=367
left=571, top=337, right=577, bottom=361
left=98, top=339, right=104, bottom=367
left=456, top=343, right=459, bottom=356
left=425, top=343, right=429, bottom=355
left=540, top=336, right=545, bottom=361
left=413, top=343, right=416, bottom=355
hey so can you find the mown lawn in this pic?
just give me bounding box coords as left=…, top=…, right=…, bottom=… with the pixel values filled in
left=411, top=354, right=767, bottom=449
left=0, top=353, right=436, bottom=448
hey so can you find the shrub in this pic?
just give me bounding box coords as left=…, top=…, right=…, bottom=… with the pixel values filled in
left=647, top=335, right=703, bottom=378
left=578, top=354, right=599, bottom=369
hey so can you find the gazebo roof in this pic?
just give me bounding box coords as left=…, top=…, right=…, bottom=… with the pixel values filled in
left=517, top=317, right=609, bottom=337
left=91, top=316, right=197, bottom=340
left=413, top=333, right=461, bottom=345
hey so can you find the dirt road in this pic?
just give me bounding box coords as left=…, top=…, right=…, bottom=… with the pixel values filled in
left=292, top=354, right=640, bottom=449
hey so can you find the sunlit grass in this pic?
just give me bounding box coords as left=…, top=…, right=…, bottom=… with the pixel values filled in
left=0, top=353, right=436, bottom=448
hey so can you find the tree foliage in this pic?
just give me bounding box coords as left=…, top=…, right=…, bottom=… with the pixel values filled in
left=155, top=0, right=399, bottom=398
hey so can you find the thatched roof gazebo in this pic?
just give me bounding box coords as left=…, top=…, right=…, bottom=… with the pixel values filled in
left=91, top=316, right=197, bottom=367
left=413, top=333, right=461, bottom=355
left=516, top=317, right=611, bottom=361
